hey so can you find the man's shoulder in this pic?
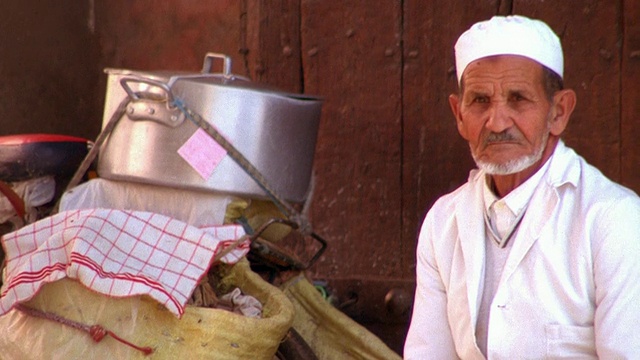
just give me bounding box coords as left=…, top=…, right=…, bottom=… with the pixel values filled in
left=551, top=143, right=640, bottom=207
left=579, top=160, right=640, bottom=212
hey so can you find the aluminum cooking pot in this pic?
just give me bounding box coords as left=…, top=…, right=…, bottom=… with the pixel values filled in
left=97, top=53, right=322, bottom=202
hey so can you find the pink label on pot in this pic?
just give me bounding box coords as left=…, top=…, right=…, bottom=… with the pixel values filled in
left=178, top=128, right=227, bottom=180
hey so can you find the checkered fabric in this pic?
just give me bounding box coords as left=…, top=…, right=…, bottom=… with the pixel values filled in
left=0, top=208, right=248, bottom=318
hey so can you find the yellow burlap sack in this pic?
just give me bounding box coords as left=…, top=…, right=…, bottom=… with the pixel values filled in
left=0, top=258, right=294, bottom=359
left=281, top=274, right=402, bottom=360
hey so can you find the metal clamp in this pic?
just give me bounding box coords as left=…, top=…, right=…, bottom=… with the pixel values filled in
left=248, top=218, right=328, bottom=271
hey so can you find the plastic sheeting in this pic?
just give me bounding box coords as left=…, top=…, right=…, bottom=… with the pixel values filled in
left=0, top=176, right=55, bottom=223
left=59, top=178, right=236, bottom=227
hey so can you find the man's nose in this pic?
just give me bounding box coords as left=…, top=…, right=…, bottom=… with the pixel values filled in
left=485, top=101, right=513, bottom=133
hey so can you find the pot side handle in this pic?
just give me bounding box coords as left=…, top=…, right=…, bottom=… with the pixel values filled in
left=118, top=77, right=185, bottom=128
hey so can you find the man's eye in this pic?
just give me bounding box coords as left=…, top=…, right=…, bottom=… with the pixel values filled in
left=510, top=93, right=525, bottom=101
left=473, top=96, right=489, bottom=103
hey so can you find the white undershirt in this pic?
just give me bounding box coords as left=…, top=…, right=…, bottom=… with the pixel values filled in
left=475, top=158, right=552, bottom=357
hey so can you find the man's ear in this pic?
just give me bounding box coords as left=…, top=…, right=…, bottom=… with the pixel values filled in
left=449, top=93, right=469, bottom=140
left=549, top=89, right=576, bottom=136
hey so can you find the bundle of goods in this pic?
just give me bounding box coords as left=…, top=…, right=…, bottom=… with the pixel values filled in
left=0, top=209, right=293, bottom=359
left=0, top=50, right=400, bottom=360
left=0, top=52, right=324, bottom=359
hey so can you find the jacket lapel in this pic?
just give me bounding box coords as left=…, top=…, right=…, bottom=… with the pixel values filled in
left=500, top=183, right=558, bottom=284
left=500, top=141, right=579, bottom=285
left=455, top=170, right=487, bottom=325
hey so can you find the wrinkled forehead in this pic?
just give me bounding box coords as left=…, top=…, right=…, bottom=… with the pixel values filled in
left=459, top=55, right=545, bottom=91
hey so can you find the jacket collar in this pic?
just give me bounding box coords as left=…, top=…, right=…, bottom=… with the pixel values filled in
left=544, top=140, right=580, bottom=190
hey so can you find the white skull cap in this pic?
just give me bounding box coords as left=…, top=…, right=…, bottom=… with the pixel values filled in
left=454, top=15, right=563, bottom=83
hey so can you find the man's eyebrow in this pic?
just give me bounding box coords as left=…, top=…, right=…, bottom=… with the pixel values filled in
left=503, top=80, right=536, bottom=90
left=464, top=88, right=490, bottom=97
left=506, top=87, right=535, bottom=97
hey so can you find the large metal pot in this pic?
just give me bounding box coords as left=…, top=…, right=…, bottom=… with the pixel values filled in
left=97, top=53, right=322, bottom=203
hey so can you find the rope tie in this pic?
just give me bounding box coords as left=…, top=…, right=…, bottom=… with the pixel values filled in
left=172, top=98, right=327, bottom=268
left=64, top=96, right=131, bottom=194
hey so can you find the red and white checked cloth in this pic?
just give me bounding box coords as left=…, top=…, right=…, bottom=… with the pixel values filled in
left=0, top=208, right=249, bottom=318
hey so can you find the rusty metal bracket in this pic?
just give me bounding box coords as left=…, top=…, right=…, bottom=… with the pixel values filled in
left=248, top=218, right=327, bottom=271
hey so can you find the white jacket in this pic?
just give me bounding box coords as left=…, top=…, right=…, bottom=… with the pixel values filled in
left=404, top=141, right=640, bottom=359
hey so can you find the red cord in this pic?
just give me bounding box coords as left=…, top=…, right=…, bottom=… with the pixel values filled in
left=0, top=180, right=25, bottom=218
left=105, top=328, right=154, bottom=355
left=89, top=325, right=153, bottom=355
left=16, top=304, right=154, bottom=356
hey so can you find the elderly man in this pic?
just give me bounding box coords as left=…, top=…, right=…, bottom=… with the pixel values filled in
left=404, top=15, right=640, bottom=359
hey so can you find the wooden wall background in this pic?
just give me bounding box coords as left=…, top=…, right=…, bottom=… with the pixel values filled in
left=2, top=0, right=639, bottom=355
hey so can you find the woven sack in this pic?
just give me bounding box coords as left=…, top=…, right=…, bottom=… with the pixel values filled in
left=0, top=258, right=294, bottom=359
left=282, top=274, right=401, bottom=360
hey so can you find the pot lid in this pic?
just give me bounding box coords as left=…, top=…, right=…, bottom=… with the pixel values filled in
left=105, top=52, right=320, bottom=101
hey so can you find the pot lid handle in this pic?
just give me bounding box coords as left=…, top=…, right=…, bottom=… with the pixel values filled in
left=202, top=52, right=233, bottom=78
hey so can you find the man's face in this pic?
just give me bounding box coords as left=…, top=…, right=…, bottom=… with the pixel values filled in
left=450, top=55, right=554, bottom=175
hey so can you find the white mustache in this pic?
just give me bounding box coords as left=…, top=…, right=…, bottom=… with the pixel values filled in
left=483, top=131, right=520, bottom=145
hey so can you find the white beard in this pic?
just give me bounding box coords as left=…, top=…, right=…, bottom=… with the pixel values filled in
left=472, top=120, right=551, bottom=175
